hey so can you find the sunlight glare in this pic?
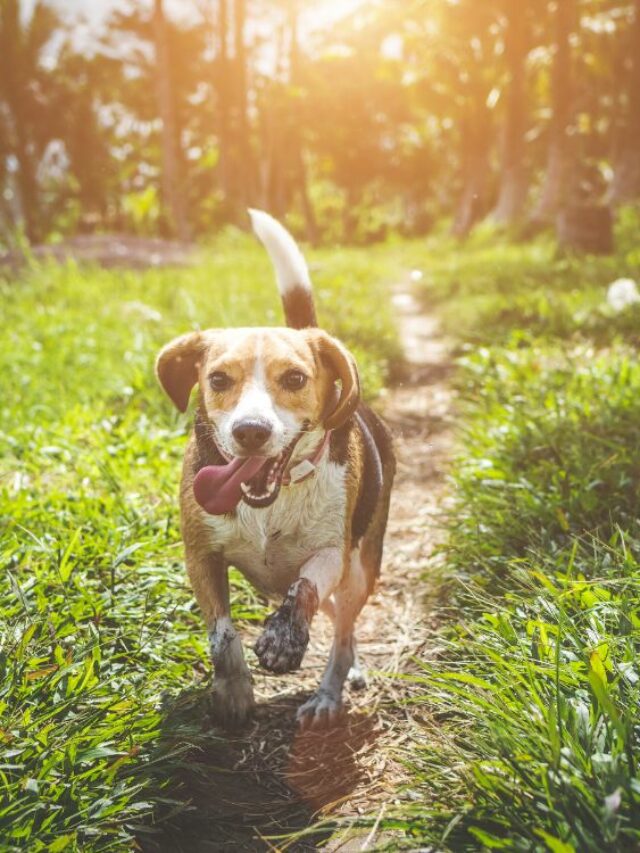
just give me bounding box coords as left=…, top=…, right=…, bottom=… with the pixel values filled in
left=303, top=0, right=365, bottom=31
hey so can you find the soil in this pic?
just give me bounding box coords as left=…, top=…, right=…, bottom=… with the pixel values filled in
left=145, top=289, right=456, bottom=852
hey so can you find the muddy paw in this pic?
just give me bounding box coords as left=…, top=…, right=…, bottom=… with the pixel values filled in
left=254, top=606, right=310, bottom=674
left=210, top=674, right=255, bottom=729
left=297, top=689, right=344, bottom=729
left=254, top=579, right=317, bottom=674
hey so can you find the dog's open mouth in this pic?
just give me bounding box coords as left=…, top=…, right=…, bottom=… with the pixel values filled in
left=239, top=435, right=301, bottom=509
left=192, top=434, right=304, bottom=516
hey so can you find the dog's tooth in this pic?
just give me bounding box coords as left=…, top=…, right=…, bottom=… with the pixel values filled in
left=240, top=482, right=250, bottom=496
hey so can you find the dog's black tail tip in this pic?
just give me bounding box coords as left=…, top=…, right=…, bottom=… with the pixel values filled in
left=280, top=284, right=318, bottom=330
left=248, top=209, right=318, bottom=330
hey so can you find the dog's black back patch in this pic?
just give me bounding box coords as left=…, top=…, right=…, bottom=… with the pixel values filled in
left=328, top=404, right=393, bottom=545
left=350, top=406, right=381, bottom=544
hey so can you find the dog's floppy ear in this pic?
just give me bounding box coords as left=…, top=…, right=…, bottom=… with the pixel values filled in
left=311, top=330, right=361, bottom=429
left=156, top=331, right=205, bottom=412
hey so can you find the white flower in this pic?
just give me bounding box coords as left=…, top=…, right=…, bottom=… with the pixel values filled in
left=606, top=278, right=640, bottom=312
left=604, top=788, right=622, bottom=815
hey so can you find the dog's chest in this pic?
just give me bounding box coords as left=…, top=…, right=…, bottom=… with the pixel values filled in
left=204, top=461, right=347, bottom=596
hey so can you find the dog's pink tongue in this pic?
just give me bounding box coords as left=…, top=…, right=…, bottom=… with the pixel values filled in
left=193, top=456, right=267, bottom=515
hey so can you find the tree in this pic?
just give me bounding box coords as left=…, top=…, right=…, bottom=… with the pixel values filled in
left=492, top=1, right=529, bottom=226
left=287, top=0, right=318, bottom=242
left=214, top=0, right=232, bottom=211
left=532, top=0, right=576, bottom=224
left=610, top=0, right=640, bottom=203
left=211, top=0, right=254, bottom=221
left=153, top=0, right=190, bottom=240
left=232, top=0, right=254, bottom=208
left=0, top=0, right=60, bottom=240
left=444, top=2, right=499, bottom=236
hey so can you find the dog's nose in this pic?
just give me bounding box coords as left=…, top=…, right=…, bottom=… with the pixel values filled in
left=232, top=418, right=273, bottom=453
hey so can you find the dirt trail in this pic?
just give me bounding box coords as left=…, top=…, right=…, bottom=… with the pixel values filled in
left=152, top=290, right=455, bottom=852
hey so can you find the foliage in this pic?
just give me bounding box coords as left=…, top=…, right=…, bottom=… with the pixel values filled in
left=1, top=0, right=639, bottom=243
left=411, top=208, right=640, bottom=347
left=392, top=223, right=640, bottom=850
left=0, top=235, right=400, bottom=849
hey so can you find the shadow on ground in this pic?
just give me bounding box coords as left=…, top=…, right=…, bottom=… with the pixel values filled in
left=137, top=289, right=452, bottom=851
left=138, top=686, right=381, bottom=852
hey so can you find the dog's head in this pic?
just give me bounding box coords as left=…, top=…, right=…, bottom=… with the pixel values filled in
left=156, top=327, right=360, bottom=506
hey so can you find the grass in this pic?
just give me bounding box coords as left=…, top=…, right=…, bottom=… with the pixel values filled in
left=4, top=211, right=640, bottom=851
left=0, top=229, right=400, bottom=850
left=389, top=210, right=640, bottom=851
left=408, top=208, right=640, bottom=350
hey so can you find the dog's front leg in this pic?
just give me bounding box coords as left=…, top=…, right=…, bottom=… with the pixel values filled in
left=187, top=549, right=254, bottom=727
left=297, top=549, right=369, bottom=728
left=254, top=547, right=343, bottom=674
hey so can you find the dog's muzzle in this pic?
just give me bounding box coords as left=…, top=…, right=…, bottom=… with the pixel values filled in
left=193, top=431, right=332, bottom=515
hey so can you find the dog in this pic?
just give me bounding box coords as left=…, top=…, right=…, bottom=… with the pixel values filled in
left=155, top=210, right=395, bottom=728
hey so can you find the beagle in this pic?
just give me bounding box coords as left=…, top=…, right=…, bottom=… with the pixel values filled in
left=156, top=211, right=395, bottom=728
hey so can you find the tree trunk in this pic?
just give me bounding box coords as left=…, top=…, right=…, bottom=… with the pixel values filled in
left=0, top=0, right=39, bottom=241
left=257, top=23, right=286, bottom=215
left=232, top=0, right=254, bottom=210
left=12, top=117, right=39, bottom=241
left=216, top=0, right=234, bottom=213
left=492, top=3, right=528, bottom=225
left=452, top=105, right=491, bottom=237
left=610, top=0, right=640, bottom=204
left=531, top=0, right=575, bottom=224
left=452, top=155, right=489, bottom=237
left=288, top=0, right=318, bottom=243
left=557, top=204, right=613, bottom=254
left=152, top=0, right=189, bottom=240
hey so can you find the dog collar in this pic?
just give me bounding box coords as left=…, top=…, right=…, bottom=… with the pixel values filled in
left=193, top=430, right=332, bottom=516
left=283, top=430, right=332, bottom=485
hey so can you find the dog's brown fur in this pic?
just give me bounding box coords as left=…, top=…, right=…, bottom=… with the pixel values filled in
left=155, top=211, right=395, bottom=727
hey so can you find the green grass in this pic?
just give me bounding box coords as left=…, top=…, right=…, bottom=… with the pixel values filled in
left=392, top=212, right=640, bottom=851
left=5, top=212, right=640, bottom=850
left=400, top=209, right=640, bottom=350
left=0, top=230, right=400, bottom=850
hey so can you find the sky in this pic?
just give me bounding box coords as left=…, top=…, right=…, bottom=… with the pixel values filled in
left=23, top=0, right=368, bottom=40
left=21, top=0, right=370, bottom=78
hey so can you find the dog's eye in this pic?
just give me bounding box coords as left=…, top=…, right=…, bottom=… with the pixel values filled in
left=209, top=371, right=234, bottom=392
left=280, top=370, right=308, bottom=391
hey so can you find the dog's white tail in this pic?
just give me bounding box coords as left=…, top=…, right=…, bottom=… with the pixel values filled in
left=248, top=209, right=317, bottom=329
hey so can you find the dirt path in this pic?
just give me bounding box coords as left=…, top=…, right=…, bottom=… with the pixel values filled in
left=152, top=290, right=455, bottom=852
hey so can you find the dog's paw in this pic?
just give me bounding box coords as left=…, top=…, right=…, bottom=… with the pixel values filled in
left=296, top=689, right=344, bottom=729
left=254, top=579, right=317, bottom=674
left=348, top=665, right=368, bottom=692
left=210, top=674, right=255, bottom=729
left=254, top=606, right=310, bottom=674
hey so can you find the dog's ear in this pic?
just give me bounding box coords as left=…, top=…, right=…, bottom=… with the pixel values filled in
left=311, top=330, right=361, bottom=429
left=156, top=331, right=206, bottom=412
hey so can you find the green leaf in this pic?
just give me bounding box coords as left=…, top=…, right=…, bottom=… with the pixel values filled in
left=534, top=829, right=575, bottom=853
left=468, top=827, right=511, bottom=848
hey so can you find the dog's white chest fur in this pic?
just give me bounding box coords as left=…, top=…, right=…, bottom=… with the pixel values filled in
left=204, top=459, right=347, bottom=597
